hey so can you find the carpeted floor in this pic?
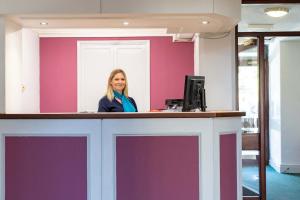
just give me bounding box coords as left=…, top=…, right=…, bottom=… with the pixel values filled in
left=243, top=165, right=300, bottom=200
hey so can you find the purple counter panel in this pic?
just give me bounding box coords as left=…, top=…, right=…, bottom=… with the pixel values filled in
left=220, top=134, right=237, bottom=200
left=5, top=137, right=87, bottom=200
left=116, top=136, right=199, bottom=200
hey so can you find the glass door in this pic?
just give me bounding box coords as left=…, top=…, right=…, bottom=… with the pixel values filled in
left=238, top=37, right=260, bottom=198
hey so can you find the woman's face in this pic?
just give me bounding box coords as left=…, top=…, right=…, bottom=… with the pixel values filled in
left=111, top=72, right=126, bottom=93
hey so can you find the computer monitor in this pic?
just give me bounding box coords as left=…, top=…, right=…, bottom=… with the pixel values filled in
left=182, top=75, right=207, bottom=112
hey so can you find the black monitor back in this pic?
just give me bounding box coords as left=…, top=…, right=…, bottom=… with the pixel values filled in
left=182, top=75, right=206, bottom=112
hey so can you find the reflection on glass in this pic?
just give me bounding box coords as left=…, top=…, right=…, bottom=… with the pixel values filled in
left=238, top=37, right=260, bottom=197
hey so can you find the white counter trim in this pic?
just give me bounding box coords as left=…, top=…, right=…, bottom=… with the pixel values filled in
left=214, top=117, right=242, bottom=200
left=0, top=117, right=242, bottom=200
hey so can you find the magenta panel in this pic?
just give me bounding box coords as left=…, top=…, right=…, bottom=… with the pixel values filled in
left=220, top=134, right=237, bottom=200
left=5, top=137, right=87, bottom=200
left=40, top=38, right=78, bottom=113
left=116, top=136, right=199, bottom=200
left=40, top=37, right=194, bottom=112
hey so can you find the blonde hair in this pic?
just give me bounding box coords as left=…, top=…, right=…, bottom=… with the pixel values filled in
left=106, top=69, right=129, bottom=101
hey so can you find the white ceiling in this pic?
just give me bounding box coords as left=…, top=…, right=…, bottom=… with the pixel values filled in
left=7, top=13, right=234, bottom=36
left=10, top=4, right=300, bottom=37
left=239, top=4, right=300, bottom=32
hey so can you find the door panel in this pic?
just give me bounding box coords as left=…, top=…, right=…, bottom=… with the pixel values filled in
left=238, top=37, right=260, bottom=198
left=115, top=45, right=150, bottom=112
left=77, top=41, right=150, bottom=112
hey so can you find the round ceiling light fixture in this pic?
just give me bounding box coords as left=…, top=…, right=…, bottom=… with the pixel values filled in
left=264, top=7, right=289, bottom=18
left=40, top=22, right=48, bottom=26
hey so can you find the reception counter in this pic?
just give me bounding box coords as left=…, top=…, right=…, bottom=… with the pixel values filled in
left=0, top=111, right=245, bottom=200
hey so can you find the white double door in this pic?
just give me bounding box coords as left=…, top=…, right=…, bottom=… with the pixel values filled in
left=77, top=40, right=150, bottom=112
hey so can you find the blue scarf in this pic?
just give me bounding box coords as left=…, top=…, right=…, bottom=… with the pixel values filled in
left=113, top=91, right=136, bottom=112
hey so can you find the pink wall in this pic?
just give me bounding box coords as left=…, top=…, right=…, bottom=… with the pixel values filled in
left=40, top=37, right=194, bottom=112
left=116, top=136, right=199, bottom=200
left=5, top=137, right=87, bottom=200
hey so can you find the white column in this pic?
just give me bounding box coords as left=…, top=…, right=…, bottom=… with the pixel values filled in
left=197, top=29, right=236, bottom=111
left=193, top=33, right=200, bottom=76
left=4, top=19, right=22, bottom=113
left=4, top=21, right=40, bottom=113
left=0, top=17, right=5, bottom=113
left=21, top=29, right=40, bottom=113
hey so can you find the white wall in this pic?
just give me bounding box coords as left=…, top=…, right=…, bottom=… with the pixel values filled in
left=196, top=30, right=236, bottom=110
left=269, top=38, right=300, bottom=173
left=268, top=38, right=282, bottom=171
left=5, top=21, right=40, bottom=113
left=280, top=40, right=300, bottom=173
left=0, top=17, right=5, bottom=113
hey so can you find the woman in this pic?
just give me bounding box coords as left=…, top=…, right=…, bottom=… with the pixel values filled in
left=98, top=69, right=138, bottom=112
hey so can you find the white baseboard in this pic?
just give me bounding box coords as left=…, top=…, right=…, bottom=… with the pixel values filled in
left=279, top=164, right=300, bottom=173
left=269, top=159, right=281, bottom=173
left=269, top=160, right=300, bottom=173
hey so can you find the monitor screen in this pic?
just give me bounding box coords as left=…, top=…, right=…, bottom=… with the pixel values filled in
left=182, top=75, right=206, bottom=112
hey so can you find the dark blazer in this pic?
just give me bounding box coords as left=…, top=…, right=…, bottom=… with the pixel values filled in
left=98, top=96, right=138, bottom=112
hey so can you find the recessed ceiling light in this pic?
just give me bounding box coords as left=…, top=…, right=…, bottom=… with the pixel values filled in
left=40, top=22, right=48, bottom=26
left=264, top=7, right=289, bottom=18
left=202, top=21, right=209, bottom=25
left=123, top=21, right=129, bottom=26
